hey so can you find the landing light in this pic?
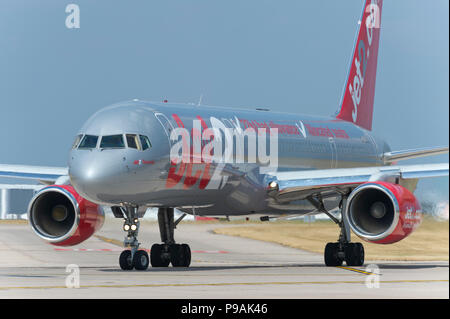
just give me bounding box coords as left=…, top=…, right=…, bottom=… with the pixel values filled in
left=123, top=224, right=130, bottom=231
left=130, top=224, right=137, bottom=231
left=268, top=181, right=278, bottom=189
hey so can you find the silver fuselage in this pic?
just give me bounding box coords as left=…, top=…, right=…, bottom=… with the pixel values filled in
left=69, top=100, right=389, bottom=216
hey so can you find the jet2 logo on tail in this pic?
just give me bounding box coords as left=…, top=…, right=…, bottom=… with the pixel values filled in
left=348, top=0, right=380, bottom=123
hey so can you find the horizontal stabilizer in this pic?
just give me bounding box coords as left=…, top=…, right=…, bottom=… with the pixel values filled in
left=383, top=146, right=448, bottom=163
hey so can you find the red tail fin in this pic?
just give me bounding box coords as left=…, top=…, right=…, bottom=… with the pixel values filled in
left=336, top=0, right=383, bottom=131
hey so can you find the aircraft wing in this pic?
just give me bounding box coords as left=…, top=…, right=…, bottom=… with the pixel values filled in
left=265, top=163, right=449, bottom=204
left=0, top=164, right=68, bottom=184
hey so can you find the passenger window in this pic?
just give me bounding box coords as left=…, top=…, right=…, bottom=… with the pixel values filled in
left=139, top=135, right=152, bottom=150
left=100, top=135, right=125, bottom=149
left=72, top=134, right=83, bottom=149
left=78, top=135, right=98, bottom=149
left=126, top=134, right=141, bottom=150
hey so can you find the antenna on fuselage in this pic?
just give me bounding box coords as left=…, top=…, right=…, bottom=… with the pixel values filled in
left=197, top=94, right=203, bottom=106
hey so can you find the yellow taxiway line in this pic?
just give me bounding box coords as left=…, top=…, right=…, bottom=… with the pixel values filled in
left=336, top=266, right=378, bottom=276
left=0, top=279, right=447, bottom=291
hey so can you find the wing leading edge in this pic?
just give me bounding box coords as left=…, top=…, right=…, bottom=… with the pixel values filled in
left=266, top=163, right=449, bottom=204
left=0, top=164, right=68, bottom=184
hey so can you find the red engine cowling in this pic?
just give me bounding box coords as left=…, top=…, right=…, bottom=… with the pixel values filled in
left=28, top=185, right=104, bottom=246
left=344, top=181, right=422, bottom=244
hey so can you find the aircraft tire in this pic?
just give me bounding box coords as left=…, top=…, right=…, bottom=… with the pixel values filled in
left=133, top=250, right=149, bottom=270
left=151, top=244, right=170, bottom=267
left=119, top=250, right=134, bottom=270
left=169, top=244, right=182, bottom=267
left=324, top=243, right=343, bottom=266
left=181, top=244, right=191, bottom=267
left=170, top=243, right=191, bottom=267
left=344, top=243, right=364, bottom=266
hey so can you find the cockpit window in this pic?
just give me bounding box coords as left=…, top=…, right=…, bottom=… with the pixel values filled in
left=100, top=135, right=125, bottom=149
left=72, top=134, right=83, bottom=149
left=78, top=135, right=98, bottom=149
left=139, top=135, right=152, bottom=150
left=126, top=134, right=141, bottom=150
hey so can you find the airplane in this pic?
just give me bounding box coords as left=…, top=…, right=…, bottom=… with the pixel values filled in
left=0, top=0, right=448, bottom=270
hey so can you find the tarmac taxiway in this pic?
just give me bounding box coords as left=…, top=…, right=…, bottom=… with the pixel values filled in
left=0, top=220, right=448, bottom=298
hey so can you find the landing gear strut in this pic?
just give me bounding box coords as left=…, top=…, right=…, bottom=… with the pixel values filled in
left=150, top=208, right=191, bottom=267
left=308, top=195, right=364, bottom=267
left=119, top=205, right=149, bottom=270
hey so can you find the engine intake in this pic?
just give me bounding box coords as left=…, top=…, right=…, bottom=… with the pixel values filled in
left=345, top=182, right=422, bottom=244
left=28, top=185, right=104, bottom=246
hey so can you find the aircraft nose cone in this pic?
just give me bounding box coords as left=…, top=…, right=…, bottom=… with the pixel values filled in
left=69, top=152, right=127, bottom=204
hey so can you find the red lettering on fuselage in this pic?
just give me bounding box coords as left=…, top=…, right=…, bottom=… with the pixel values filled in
left=238, top=118, right=349, bottom=139
left=166, top=114, right=213, bottom=189
left=165, top=162, right=187, bottom=188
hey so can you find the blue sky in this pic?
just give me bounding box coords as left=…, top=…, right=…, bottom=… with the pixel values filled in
left=0, top=0, right=448, bottom=200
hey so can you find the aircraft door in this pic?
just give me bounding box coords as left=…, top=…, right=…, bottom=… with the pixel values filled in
left=328, top=137, right=338, bottom=168
left=155, top=113, right=175, bottom=145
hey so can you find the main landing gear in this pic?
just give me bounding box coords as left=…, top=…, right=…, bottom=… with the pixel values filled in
left=117, top=206, right=191, bottom=270
left=308, top=195, right=365, bottom=267
left=150, top=208, right=191, bottom=268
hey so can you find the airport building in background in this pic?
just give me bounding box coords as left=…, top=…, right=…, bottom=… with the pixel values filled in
left=0, top=184, right=43, bottom=219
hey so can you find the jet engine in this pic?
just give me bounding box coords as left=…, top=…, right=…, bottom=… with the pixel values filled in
left=28, top=185, right=104, bottom=246
left=345, top=181, right=422, bottom=244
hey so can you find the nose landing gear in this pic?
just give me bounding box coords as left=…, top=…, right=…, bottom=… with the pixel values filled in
left=119, top=205, right=149, bottom=270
